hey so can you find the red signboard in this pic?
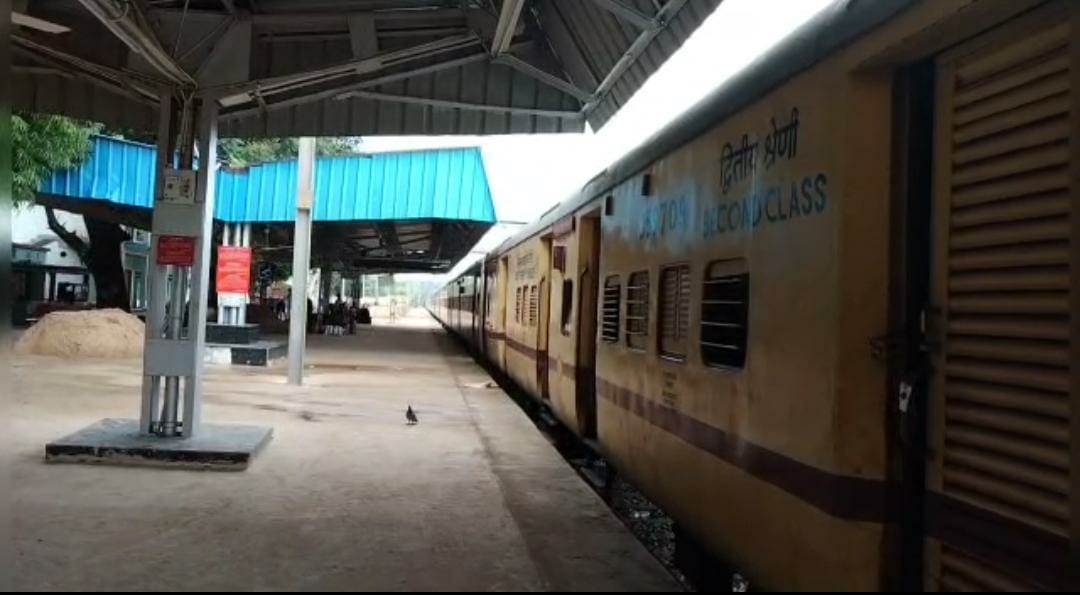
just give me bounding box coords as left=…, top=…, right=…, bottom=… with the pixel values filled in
left=157, top=235, right=196, bottom=266
left=217, top=246, right=253, bottom=295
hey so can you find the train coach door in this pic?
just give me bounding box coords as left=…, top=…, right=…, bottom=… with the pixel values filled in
left=538, top=238, right=553, bottom=400
left=499, top=256, right=509, bottom=371
left=472, top=274, right=481, bottom=346
left=576, top=214, right=602, bottom=439
left=924, top=7, right=1077, bottom=591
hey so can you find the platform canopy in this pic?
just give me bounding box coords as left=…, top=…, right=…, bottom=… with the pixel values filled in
left=12, top=0, right=721, bottom=137
left=37, top=135, right=496, bottom=273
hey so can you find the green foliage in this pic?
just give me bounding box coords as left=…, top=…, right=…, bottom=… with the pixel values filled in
left=12, top=113, right=362, bottom=202
left=12, top=113, right=100, bottom=206
left=218, top=137, right=362, bottom=169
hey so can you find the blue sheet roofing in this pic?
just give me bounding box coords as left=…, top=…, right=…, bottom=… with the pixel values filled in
left=39, top=136, right=496, bottom=225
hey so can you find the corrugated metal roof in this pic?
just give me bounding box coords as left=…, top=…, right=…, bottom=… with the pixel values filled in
left=39, top=136, right=159, bottom=212
left=15, top=0, right=721, bottom=136
left=40, top=135, right=496, bottom=225
left=217, top=148, right=496, bottom=223
left=216, top=46, right=588, bottom=138
left=540, top=0, right=723, bottom=129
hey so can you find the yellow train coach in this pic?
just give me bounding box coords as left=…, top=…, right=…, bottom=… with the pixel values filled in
left=433, top=0, right=1078, bottom=590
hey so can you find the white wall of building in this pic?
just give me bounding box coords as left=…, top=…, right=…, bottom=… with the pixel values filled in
left=12, top=205, right=97, bottom=303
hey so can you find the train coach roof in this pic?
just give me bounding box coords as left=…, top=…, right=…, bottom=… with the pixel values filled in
left=489, top=0, right=916, bottom=257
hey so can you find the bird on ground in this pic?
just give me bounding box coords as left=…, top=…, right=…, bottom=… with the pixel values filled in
left=406, top=406, right=419, bottom=426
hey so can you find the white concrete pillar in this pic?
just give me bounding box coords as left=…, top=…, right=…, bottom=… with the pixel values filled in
left=182, top=99, right=219, bottom=436
left=239, top=223, right=251, bottom=325
left=139, top=95, right=217, bottom=438
left=288, top=138, right=316, bottom=386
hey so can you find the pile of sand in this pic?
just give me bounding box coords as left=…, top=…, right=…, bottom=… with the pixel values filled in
left=15, top=309, right=145, bottom=358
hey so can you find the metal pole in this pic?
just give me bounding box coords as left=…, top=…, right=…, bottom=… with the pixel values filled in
left=288, top=138, right=316, bottom=385
left=140, top=93, right=176, bottom=435
left=240, top=223, right=251, bottom=325
left=217, top=226, right=227, bottom=324
left=180, top=97, right=220, bottom=438
left=224, top=224, right=233, bottom=325
left=161, top=266, right=184, bottom=435
left=158, top=101, right=198, bottom=437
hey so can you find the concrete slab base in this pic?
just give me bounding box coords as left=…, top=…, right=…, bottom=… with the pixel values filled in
left=205, top=340, right=287, bottom=366
left=45, top=419, right=273, bottom=471
left=206, top=323, right=261, bottom=345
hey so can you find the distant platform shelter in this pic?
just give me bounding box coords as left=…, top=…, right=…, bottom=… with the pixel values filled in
left=37, top=136, right=497, bottom=273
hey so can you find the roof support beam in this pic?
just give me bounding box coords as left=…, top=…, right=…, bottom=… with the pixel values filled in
left=399, top=234, right=432, bottom=247
left=218, top=43, right=531, bottom=122
left=210, top=33, right=481, bottom=107
left=338, top=90, right=584, bottom=120
left=150, top=8, right=467, bottom=27
left=583, top=0, right=690, bottom=116
left=75, top=0, right=195, bottom=87
left=490, top=0, right=526, bottom=56
left=220, top=0, right=237, bottom=14
left=12, top=12, right=72, bottom=34
left=178, top=15, right=237, bottom=62
left=493, top=54, right=593, bottom=102
left=585, top=0, right=657, bottom=30
left=12, top=35, right=162, bottom=103
left=346, top=259, right=452, bottom=273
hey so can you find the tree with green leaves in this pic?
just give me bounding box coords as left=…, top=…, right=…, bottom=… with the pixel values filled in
left=218, top=137, right=361, bottom=169
left=13, top=113, right=134, bottom=311
left=12, top=113, right=99, bottom=206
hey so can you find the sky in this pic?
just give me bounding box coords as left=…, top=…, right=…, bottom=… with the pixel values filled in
left=364, top=0, right=835, bottom=281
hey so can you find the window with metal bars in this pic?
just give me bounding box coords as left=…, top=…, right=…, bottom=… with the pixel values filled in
left=485, top=278, right=494, bottom=329
left=515, top=287, right=523, bottom=324
left=625, top=270, right=649, bottom=351
left=601, top=275, right=621, bottom=343
left=561, top=279, right=574, bottom=336
left=528, top=285, right=539, bottom=327
left=658, top=264, right=691, bottom=361
left=700, top=260, right=749, bottom=368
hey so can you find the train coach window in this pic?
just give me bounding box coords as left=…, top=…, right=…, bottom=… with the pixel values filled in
left=561, top=280, right=574, bottom=336
left=485, top=281, right=493, bottom=326
left=625, top=271, right=650, bottom=352
left=601, top=276, right=621, bottom=343
left=658, top=264, right=691, bottom=361
left=701, top=260, right=749, bottom=369
left=515, top=287, right=523, bottom=324
left=529, top=285, right=539, bottom=327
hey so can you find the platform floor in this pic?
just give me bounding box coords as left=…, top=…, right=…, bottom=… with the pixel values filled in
left=8, top=311, right=679, bottom=591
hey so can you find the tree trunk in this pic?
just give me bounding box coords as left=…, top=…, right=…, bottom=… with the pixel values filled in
left=45, top=208, right=132, bottom=311
left=84, top=218, right=132, bottom=311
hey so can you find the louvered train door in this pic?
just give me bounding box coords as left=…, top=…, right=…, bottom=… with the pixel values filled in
left=926, top=7, right=1077, bottom=591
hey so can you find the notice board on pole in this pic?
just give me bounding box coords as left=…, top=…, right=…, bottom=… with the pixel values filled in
left=157, top=235, right=196, bottom=266
left=217, top=246, right=252, bottom=295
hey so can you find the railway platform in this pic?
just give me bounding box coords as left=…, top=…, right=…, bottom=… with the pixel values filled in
left=8, top=310, right=678, bottom=591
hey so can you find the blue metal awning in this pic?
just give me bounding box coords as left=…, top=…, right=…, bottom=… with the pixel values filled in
left=216, top=148, right=495, bottom=224
left=39, top=135, right=496, bottom=225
